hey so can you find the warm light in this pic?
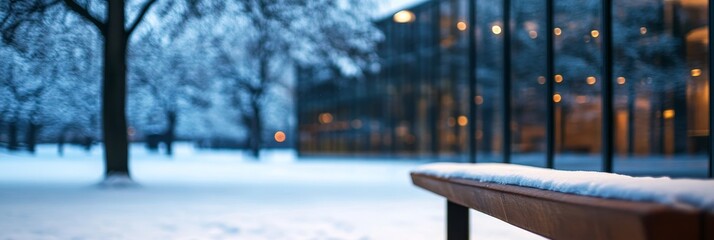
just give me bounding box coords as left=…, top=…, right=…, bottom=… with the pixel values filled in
left=617, top=77, right=626, bottom=85
left=640, top=26, right=647, bottom=35
left=457, top=21, right=468, bottom=31
left=475, top=96, right=484, bottom=105
left=575, top=95, right=588, bottom=104
left=274, top=131, right=286, bottom=143
left=691, top=68, right=702, bottom=77
left=537, top=76, right=546, bottom=85
left=663, top=109, right=675, bottom=119
left=393, top=10, right=415, bottom=23
left=586, top=76, right=597, bottom=85
left=591, top=30, right=600, bottom=38
left=529, top=30, right=538, bottom=39
left=318, top=113, right=333, bottom=124
left=491, top=25, right=502, bottom=35
left=555, top=74, right=563, bottom=83
left=351, top=119, right=362, bottom=129
left=457, top=116, right=468, bottom=126
left=553, top=93, right=562, bottom=103
left=554, top=27, right=562, bottom=36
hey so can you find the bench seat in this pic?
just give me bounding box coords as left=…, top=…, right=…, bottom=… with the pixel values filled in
left=411, top=165, right=713, bottom=240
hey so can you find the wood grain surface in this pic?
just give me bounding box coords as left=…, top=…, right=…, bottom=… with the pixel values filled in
left=412, top=173, right=708, bottom=240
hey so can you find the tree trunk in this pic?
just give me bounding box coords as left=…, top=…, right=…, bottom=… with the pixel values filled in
left=0, top=117, right=4, bottom=146
left=249, top=56, right=269, bottom=159
left=102, top=0, right=130, bottom=177
left=164, top=110, right=176, bottom=156
left=7, top=121, right=18, bottom=151
left=83, top=136, right=93, bottom=151
left=249, top=102, right=262, bottom=158
left=26, top=122, right=40, bottom=153
left=57, top=130, right=65, bottom=157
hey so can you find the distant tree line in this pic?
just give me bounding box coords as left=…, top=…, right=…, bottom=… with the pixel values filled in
left=0, top=0, right=380, bottom=180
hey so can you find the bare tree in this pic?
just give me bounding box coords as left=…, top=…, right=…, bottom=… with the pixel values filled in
left=1, top=0, right=219, bottom=179
left=129, top=28, right=212, bottom=156
left=210, top=0, right=380, bottom=158
left=0, top=38, right=58, bottom=153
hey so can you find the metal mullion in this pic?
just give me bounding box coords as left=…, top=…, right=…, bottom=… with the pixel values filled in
left=707, top=0, right=714, bottom=178
left=546, top=0, right=555, bottom=169
left=601, top=0, right=614, bottom=173
left=503, top=0, right=512, bottom=164
left=468, top=0, right=478, bottom=163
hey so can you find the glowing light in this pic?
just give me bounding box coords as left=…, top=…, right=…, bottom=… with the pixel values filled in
left=318, top=113, right=333, bottom=124
left=457, top=116, right=468, bottom=127
left=575, top=95, right=588, bottom=104
left=274, top=131, right=286, bottom=143
left=555, top=74, right=563, bottom=83
left=457, top=21, right=468, bottom=31
left=529, top=30, right=538, bottom=39
left=491, top=25, right=502, bottom=35
left=553, top=93, right=562, bottom=103
left=640, top=26, right=647, bottom=35
left=663, top=109, right=675, bottom=119
left=586, top=76, right=597, bottom=85
left=617, top=77, right=626, bottom=85
left=591, top=30, right=600, bottom=38
left=475, top=96, right=484, bottom=105
left=393, top=10, right=415, bottom=23
left=691, top=68, right=702, bottom=77
left=554, top=27, right=562, bottom=36
left=537, top=76, right=546, bottom=85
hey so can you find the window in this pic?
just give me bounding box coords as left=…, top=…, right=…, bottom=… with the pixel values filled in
left=475, top=0, right=505, bottom=163
left=612, top=0, right=710, bottom=177
left=510, top=0, right=548, bottom=167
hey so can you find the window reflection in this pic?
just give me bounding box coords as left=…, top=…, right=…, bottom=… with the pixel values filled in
left=612, top=0, right=709, bottom=177
left=296, top=0, right=711, bottom=177
left=510, top=0, right=548, bottom=167
left=551, top=0, right=603, bottom=171
left=476, top=0, right=504, bottom=163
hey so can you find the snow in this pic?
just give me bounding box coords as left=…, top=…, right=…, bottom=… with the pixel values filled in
left=413, top=163, right=714, bottom=212
left=0, top=143, right=544, bottom=240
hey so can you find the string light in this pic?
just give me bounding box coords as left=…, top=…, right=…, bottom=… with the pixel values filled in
left=393, top=10, right=415, bottom=23
left=492, top=25, right=502, bottom=35
left=457, top=21, right=468, bottom=31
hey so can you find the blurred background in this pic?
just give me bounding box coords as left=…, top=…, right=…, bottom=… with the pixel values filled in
left=0, top=0, right=712, bottom=239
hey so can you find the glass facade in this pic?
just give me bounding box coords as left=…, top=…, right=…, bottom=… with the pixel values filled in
left=553, top=0, right=604, bottom=171
left=611, top=0, right=710, bottom=177
left=509, top=0, right=548, bottom=166
left=297, top=0, right=712, bottom=178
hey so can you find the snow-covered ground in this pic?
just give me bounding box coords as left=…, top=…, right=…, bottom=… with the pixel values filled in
left=0, top=143, right=542, bottom=240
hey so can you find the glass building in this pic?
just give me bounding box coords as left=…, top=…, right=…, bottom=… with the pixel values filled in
left=297, top=0, right=713, bottom=178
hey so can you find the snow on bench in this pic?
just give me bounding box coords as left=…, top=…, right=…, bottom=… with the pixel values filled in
left=411, top=163, right=714, bottom=240
left=413, top=163, right=714, bottom=211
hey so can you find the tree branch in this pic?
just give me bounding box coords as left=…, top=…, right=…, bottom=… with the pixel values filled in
left=125, top=0, right=158, bottom=39
left=62, top=0, right=105, bottom=35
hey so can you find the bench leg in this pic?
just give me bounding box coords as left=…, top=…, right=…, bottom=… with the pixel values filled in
left=447, top=200, right=469, bottom=240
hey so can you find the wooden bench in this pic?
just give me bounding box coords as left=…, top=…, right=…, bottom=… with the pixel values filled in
left=411, top=172, right=714, bottom=240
